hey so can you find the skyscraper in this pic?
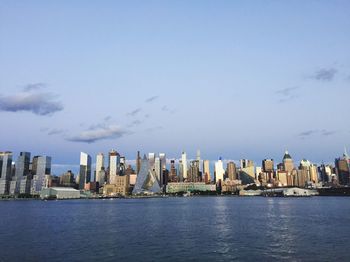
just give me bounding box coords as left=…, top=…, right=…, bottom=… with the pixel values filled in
left=159, top=153, right=166, bottom=186
left=95, top=153, right=105, bottom=185
left=335, top=150, right=350, bottom=185
left=154, top=156, right=162, bottom=186
left=283, top=150, right=294, bottom=172
left=109, top=150, right=120, bottom=184
left=78, top=152, right=91, bottom=190
left=136, top=151, right=141, bottom=174
left=31, top=156, right=51, bottom=194
left=132, top=155, right=161, bottom=195
left=181, top=152, right=187, bottom=180
left=10, top=152, right=31, bottom=195
left=203, top=160, right=211, bottom=183
left=226, top=161, right=237, bottom=181
left=214, top=158, right=225, bottom=183
left=0, top=151, right=13, bottom=195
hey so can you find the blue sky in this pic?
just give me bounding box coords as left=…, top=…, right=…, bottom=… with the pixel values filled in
left=0, top=1, right=350, bottom=175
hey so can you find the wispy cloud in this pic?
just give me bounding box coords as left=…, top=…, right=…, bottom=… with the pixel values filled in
left=48, top=128, right=66, bottom=136
left=312, top=68, right=337, bottom=81
left=127, top=120, right=142, bottom=128
left=22, top=83, right=46, bottom=92
left=0, top=85, right=63, bottom=116
left=66, top=124, right=128, bottom=143
left=127, top=108, right=142, bottom=117
left=275, top=86, right=300, bottom=102
left=298, top=129, right=337, bottom=139
left=161, top=105, right=176, bottom=114
left=145, top=96, right=158, bottom=103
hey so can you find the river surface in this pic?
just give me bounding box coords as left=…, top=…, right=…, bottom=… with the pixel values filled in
left=0, top=197, right=349, bottom=261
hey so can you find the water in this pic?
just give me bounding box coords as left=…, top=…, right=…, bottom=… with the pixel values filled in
left=0, top=197, right=349, bottom=261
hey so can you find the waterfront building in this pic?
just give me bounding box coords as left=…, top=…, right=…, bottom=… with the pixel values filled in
left=214, top=158, right=225, bottom=183
left=31, top=156, right=51, bottom=194
left=78, top=152, right=91, bottom=190
left=95, top=153, right=105, bottom=185
left=226, top=161, right=237, bottom=181
left=166, top=182, right=216, bottom=194
left=0, top=151, right=13, bottom=195
left=132, top=155, right=161, bottom=195
left=103, top=175, right=130, bottom=196
left=40, top=187, right=80, bottom=200
left=108, top=150, right=120, bottom=184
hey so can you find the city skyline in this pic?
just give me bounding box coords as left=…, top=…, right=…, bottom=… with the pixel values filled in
left=1, top=1, right=350, bottom=171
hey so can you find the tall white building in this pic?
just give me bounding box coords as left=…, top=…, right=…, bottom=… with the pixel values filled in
left=181, top=152, right=187, bottom=180
left=78, top=152, right=91, bottom=190
left=203, top=160, right=211, bottom=182
left=148, top=153, right=155, bottom=170
left=214, top=158, right=225, bottom=183
left=95, top=153, right=105, bottom=185
left=155, top=157, right=161, bottom=186
left=109, top=150, right=120, bottom=184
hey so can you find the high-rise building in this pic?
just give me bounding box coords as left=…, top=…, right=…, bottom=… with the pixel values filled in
left=136, top=151, right=141, bottom=174
left=214, top=158, right=225, bottom=183
left=109, top=150, right=120, bottom=184
left=0, top=151, right=13, bottom=195
left=132, top=155, right=161, bottom=194
left=60, top=170, right=75, bottom=187
left=148, top=153, right=155, bottom=171
left=95, top=153, right=105, bottom=185
left=169, top=160, right=177, bottom=182
left=181, top=152, right=187, bottom=180
left=188, top=160, right=200, bottom=182
left=203, top=160, right=211, bottom=183
left=239, top=159, right=255, bottom=184
left=283, top=150, right=294, bottom=172
left=155, top=157, right=162, bottom=185
left=10, top=152, right=31, bottom=195
left=78, top=152, right=91, bottom=190
left=31, top=156, right=51, bottom=194
left=15, top=152, right=31, bottom=179
left=159, top=153, right=166, bottom=186
left=226, top=162, right=237, bottom=181
left=334, top=149, right=350, bottom=185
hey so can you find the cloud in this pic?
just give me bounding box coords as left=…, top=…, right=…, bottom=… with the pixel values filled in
left=66, top=124, right=128, bottom=143
left=145, top=96, right=158, bottom=103
left=0, top=88, right=63, bottom=116
left=298, top=129, right=337, bottom=139
left=275, top=86, right=300, bottom=102
left=48, top=129, right=66, bottom=136
left=321, top=130, right=336, bottom=136
left=312, top=68, right=337, bottom=81
left=127, top=120, right=142, bottom=128
left=127, top=108, right=142, bottom=116
left=161, top=105, right=176, bottom=114
left=298, top=130, right=318, bottom=138
left=22, top=83, right=46, bottom=92
left=104, top=115, right=112, bottom=121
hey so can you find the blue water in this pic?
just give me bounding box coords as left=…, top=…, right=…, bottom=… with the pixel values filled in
left=0, top=197, right=349, bottom=261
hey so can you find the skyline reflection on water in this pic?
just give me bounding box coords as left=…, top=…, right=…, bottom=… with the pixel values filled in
left=0, top=197, right=349, bottom=261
